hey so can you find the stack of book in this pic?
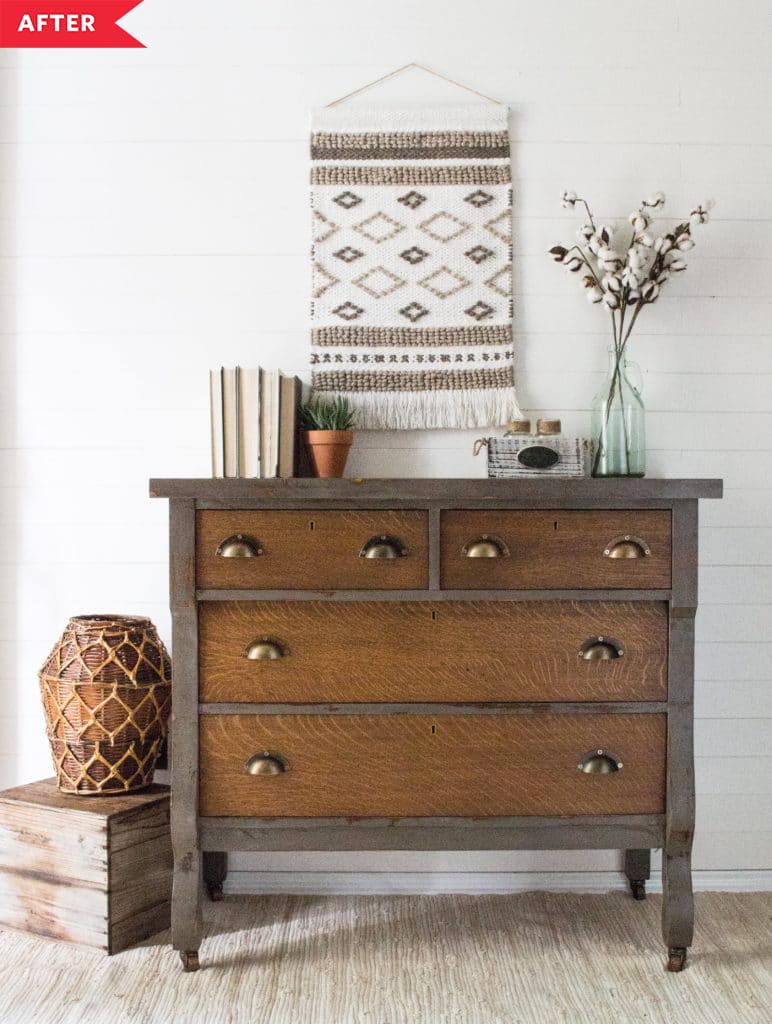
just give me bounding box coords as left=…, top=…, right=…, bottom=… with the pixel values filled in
left=209, top=368, right=301, bottom=478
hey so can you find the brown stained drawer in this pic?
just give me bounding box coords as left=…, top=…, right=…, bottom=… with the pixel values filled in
left=441, top=510, right=671, bottom=590
left=196, top=510, right=428, bottom=590
left=199, top=600, right=668, bottom=703
left=199, top=713, right=666, bottom=817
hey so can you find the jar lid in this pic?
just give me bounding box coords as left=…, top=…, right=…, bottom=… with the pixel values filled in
left=536, top=418, right=561, bottom=435
left=504, top=419, right=531, bottom=434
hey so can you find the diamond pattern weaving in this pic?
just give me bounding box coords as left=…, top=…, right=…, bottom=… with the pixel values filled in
left=310, top=104, right=521, bottom=428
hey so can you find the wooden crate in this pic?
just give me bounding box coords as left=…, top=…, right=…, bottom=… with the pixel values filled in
left=0, top=778, right=171, bottom=954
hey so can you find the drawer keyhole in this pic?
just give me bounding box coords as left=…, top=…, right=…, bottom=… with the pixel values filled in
left=309, top=520, right=316, bottom=532
left=430, top=724, right=437, bottom=735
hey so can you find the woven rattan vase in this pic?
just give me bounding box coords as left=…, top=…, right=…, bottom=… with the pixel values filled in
left=39, top=615, right=172, bottom=795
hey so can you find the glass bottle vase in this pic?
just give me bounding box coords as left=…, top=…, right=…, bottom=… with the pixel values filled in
left=591, top=346, right=645, bottom=478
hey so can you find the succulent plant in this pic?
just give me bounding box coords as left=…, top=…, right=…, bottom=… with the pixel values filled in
left=298, top=395, right=356, bottom=431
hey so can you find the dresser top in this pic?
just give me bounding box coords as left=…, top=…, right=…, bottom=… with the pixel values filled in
left=149, top=478, right=722, bottom=503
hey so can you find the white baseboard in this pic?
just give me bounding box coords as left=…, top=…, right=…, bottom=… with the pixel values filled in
left=225, top=870, right=772, bottom=896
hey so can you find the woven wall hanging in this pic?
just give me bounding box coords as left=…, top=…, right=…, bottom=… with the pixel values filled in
left=310, top=100, right=522, bottom=429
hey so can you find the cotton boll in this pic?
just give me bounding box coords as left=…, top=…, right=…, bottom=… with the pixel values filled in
left=638, top=233, right=654, bottom=248
left=642, top=282, right=660, bottom=302
left=598, top=248, right=622, bottom=271
left=627, top=289, right=641, bottom=305
left=588, top=236, right=602, bottom=255
left=622, top=266, right=643, bottom=288
left=549, top=245, right=568, bottom=262
left=668, top=257, right=687, bottom=271
left=644, top=191, right=666, bottom=208
left=577, top=223, right=595, bottom=242
left=564, top=256, right=583, bottom=272
left=629, top=211, right=650, bottom=232
left=676, top=235, right=695, bottom=251
left=654, top=236, right=673, bottom=254
left=561, top=190, right=578, bottom=208
left=586, top=285, right=604, bottom=304
left=603, top=291, right=620, bottom=310
left=627, top=247, right=648, bottom=270
left=603, top=274, right=622, bottom=293
left=690, top=202, right=713, bottom=225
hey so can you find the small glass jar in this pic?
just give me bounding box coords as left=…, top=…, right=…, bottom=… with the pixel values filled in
left=535, top=419, right=561, bottom=437
left=504, top=418, right=531, bottom=436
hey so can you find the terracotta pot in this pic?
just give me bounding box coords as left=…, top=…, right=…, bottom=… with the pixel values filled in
left=304, top=430, right=353, bottom=478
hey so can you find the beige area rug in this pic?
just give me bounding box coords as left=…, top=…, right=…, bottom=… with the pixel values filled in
left=0, top=893, right=770, bottom=1024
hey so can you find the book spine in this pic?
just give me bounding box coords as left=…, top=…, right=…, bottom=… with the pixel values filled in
left=220, top=367, right=227, bottom=478
left=209, top=369, right=224, bottom=478
left=235, top=365, right=241, bottom=480
left=256, top=367, right=262, bottom=478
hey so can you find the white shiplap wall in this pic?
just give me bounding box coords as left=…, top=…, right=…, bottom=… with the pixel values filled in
left=1, top=0, right=770, bottom=893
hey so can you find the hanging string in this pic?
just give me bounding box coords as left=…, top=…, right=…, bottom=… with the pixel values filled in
left=325, top=62, right=502, bottom=108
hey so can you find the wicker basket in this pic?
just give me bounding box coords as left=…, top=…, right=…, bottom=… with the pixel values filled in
left=39, top=615, right=172, bottom=795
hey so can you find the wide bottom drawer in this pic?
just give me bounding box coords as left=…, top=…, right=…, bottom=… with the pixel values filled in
left=199, top=713, right=666, bottom=818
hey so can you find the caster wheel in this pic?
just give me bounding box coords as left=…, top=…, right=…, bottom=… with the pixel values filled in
left=630, top=880, right=646, bottom=901
left=180, top=950, right=200, bottom=972
left=666, top=947, right=687, bottom=972
left=207, top=882, right=224, bottom=902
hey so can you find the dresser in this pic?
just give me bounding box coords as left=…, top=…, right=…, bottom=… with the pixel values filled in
left=150, top=477, right=722, bottom=973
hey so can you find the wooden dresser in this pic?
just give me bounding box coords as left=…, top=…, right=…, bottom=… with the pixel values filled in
left=150, top=477, right=722, bottom=973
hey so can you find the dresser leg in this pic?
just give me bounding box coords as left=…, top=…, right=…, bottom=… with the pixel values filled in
left=661, top=852, right=693, bottom=972
left=172, top=847, right=202, bottom=970
left=667, top=947, right=687, bottom=972
left=169, top=497, right=204, bottom=971
left=179, top=950, right=200, bottom=972
left=624, top=848, right=650, bottom=900
left=204, top=851, right=228, bottom=901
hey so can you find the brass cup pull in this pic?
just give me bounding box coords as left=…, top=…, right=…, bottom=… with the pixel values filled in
left=244, top=752, right=287, bottom=776
left=462, top=534, right=509, bottom=558
left=216, top=534, right=263, bottom=558
left=579, top=637, right=624, bottom=661
left=578, top=749, right=623, bottom=774
left=603, top=535, right=650, bottom=559
left=360, top=535, right=405, bottom=559
left=244, top=637, right=286, bottom=661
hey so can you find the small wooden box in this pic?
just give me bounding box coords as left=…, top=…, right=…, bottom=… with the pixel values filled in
left=0, top=778, right=171, bottom=954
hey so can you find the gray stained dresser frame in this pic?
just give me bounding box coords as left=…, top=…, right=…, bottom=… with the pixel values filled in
left=151, top=477, right=722, bottom=974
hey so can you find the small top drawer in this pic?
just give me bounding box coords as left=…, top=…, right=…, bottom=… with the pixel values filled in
left=441, top=510, right=671, bottom=590
left=196, top=509, right=429, bottom=590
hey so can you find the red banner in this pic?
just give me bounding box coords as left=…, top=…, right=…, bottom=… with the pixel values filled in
left=0, top=1, right=144, bottom=47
